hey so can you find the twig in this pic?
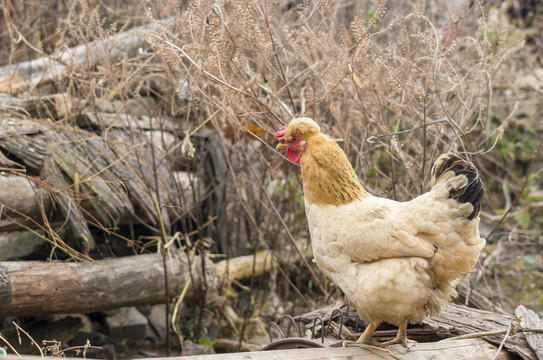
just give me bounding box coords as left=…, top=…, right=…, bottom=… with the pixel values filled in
left=146, top=33, right=251, bottom=96
left=50, top=341, right=103, bottom=357
left=366, top=117, right=467, bottom=156
left=0, top=333, right=20, bottom=356
left=13, top=322, right=44, bottom=357
left=261, top=2, right=296, bottom=115
left=444, top=327, right=543, bottom=341
left=492, top=323, right=512, bottom=360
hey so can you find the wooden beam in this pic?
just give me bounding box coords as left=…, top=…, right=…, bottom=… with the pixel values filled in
left=1, top=339, right=515, bottom=359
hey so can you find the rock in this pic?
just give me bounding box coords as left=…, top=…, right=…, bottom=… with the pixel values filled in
left=145, top=304, right=169, bottom=340
left=0, top=230, right=44, bottom=260
left=104, top=307, right=148, bottom=341
left=183, top=340, right=214, bottom=356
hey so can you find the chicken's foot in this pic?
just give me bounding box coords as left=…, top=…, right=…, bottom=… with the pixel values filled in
left=341, top=321, right=381, bottom=346
left=341, top=342, right=404, bottom=360
left=381, top=322, right=415, bottom=348
left=339, top=322, right=404, bottom=359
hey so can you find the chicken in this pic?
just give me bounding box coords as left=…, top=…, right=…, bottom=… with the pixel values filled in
left=275, top=117, right=485, bottom=347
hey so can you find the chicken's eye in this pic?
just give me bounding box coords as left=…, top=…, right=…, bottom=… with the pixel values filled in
left=293, top=136, right=299, bottom=142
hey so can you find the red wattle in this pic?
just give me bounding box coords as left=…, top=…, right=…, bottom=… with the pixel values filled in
left=286, top=149, right=301, bottom=163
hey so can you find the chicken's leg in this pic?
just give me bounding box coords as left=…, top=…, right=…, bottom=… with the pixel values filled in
left=356, top=321, right=381, bottom=345
left=381, top=322, right=412, bottom=347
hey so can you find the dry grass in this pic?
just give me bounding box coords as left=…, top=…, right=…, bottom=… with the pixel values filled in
left=0, top=0, right=542, bottom=347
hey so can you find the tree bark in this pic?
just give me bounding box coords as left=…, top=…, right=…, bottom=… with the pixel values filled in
left=0, top=248, right=283, bottom=317
left=0, top=248, right=218, bottom=317
left=425, top=304, right=538, bottom=360
left=0, top=172, right=201, bottom=232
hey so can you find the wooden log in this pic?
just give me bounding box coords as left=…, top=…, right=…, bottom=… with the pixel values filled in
left=0, top=171, right=202, bottom=232
left=0, top=175, right=51, bottom=232
left=215, top=250, right=273, bottom=281
left=0, top=248, right=217, bottom=317
left=0, top=93, right=75, bottom=119
left=0, top=248, right=285, bottom=317
left=0, top=18, right=174, bottom=94
left=2, top=338, right=513, bottom=359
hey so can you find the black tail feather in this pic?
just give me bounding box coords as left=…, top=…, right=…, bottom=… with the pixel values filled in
left=432, top=154, right=484, bottom=220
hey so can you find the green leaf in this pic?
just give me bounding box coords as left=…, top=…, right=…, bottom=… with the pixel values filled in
left=198, top=336, right=215, bottom=347
left=514, top=210, right=531, bottom=229
left=523, top=254, right=536, bottom=270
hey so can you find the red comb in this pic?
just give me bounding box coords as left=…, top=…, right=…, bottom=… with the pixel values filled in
left=275, top=126, right=287, bottom=142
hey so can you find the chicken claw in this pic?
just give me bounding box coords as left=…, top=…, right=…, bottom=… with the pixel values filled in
left=381, top=322, right=416, bottom=348
left=341, top=341, right=404, bottom=360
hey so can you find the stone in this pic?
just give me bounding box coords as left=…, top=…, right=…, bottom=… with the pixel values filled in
left=104, top=307, right=148, bottom=341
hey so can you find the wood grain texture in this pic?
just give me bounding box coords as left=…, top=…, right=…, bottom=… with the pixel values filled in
left=3, top=338, right=513, bottom=359
left=0, top=249, right=216, bottom=317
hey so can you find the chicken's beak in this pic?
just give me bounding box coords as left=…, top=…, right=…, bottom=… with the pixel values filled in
left=276, top=143, right=288, bottom=150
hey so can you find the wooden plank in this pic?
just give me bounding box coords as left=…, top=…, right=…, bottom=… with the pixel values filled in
left=515, top=305, right=543, bottom=360
left=295, top=302, right=537, bottom=360
left=173, top=339, right=513, bottom=359
left=425, top=304, right=538, bottom=360
left=1, top=339, right=513, bottom=359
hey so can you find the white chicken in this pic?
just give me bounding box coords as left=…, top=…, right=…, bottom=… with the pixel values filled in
left=276, top=117, right=485, bottom=346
